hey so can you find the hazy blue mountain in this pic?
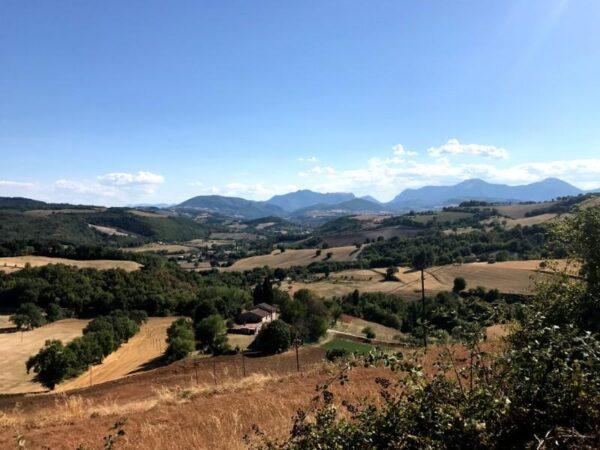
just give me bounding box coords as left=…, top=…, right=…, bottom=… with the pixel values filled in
left=267, top=189, right=355, bottom=212
left=360, top=195, right=383, bottom=205
left=292, top=198, right=389, bottom=217
left=386, top=178, right=583, bottom=210
left=177, top=195, right=286, bottom=219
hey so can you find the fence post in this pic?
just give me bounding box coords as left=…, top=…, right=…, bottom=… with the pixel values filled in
left=194, top=361, right=199, bottom=385
left=213, top=359, right=217, bottom=385
left=241, top=351, right=246, bottom=377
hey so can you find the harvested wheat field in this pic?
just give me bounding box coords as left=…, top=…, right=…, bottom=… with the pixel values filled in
left=0, top=331, right=507, bottom=449
left=332, top=314, right=403, bottom=342
left=0, top=256, right=142, bottom=272
left=285, top=260, right=552, bottom=299
left=123, top=243, right=196, bottom=254
left=58, top=317, right=176, bottom=392
left=0, top=318, right=89, bottom=394
left=223, top=246, right=360, bottom=271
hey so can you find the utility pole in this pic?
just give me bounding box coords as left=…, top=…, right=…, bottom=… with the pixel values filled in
left=294, top=338, right=301, bottom=372
left=241, top=351, right=246, bottom=377
left=421, top=268, right=427, bottom=347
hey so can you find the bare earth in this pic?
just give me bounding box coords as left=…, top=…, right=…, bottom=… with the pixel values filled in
left=285, top=260, right=550, bottom=299
left=89, top=224, right=129, bottom=236
left=223, top=246, right=360, bottom=271
left=0, top=256, right=142, bottom=273
left=58, top=317, right=176, bottom=392
left=0, top=318, right=89, bottom=394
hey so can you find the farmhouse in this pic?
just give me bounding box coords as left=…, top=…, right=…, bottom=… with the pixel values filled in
left=229, top=303, right=278, bottom=335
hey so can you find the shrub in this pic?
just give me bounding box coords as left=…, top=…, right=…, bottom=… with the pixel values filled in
left=165, top=318, right=195, bottom=363
left=195, top=314, right=229, bottom=355
left=452, top=276, right=466, bottom=293
left=251, top=320, right=291, bottom=354
left=362, top=326, right=375, bottom=339
left=325, top=348, right=349, bottom=361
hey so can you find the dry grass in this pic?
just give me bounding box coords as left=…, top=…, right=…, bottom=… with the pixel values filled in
left=123, top=244, right=196, bottom=254
left=88, top=223, right=129, bottom=236
left=223, top=246, right=360, bottom=271
left=332, top=314, right=403, bottom=342
left=0, top=318, right=90, bottom=394
left=285, top=260, right=551, bottom=299
left=227, top=334, right=256, bottom=351
left=0, top=256, right=141, bottom=273
left=128, top=210, right=168, bottom=218
left=57, top=317, right=175, bottom=392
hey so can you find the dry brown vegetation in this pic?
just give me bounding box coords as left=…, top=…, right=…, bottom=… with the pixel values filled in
left=332, top=314, right=402, bottom=342
left=22, top=209, right=103, bottom=217
left=88, top=223, right=129, bottom=236
left=123, top=244, right=196, bottom=254
left=0, top=329, right=508, bottom=449
left=0, top=318, right=89, bottom=394
left=0, top=256, right=142, bottom=273
left=223, top=246, right=360, bottom=271
left=57, top=317, right=175, bottom=392
left=284, top=260, right=550, bottom=299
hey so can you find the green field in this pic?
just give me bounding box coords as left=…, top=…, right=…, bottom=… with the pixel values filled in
left=322, top=338, right=381, bottom=355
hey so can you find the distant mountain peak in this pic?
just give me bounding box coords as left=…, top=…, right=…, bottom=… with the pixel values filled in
left=267, top=190, right=355, bottom=212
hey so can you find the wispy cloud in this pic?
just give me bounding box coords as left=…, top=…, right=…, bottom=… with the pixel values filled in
left=427, top=139, right=509, bottom=159
left=298, top=156, right=318, bottom=163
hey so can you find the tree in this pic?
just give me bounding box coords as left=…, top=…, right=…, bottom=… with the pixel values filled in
left=453, top=277, right=466, bottom=293
left=362, top=326, right=375, bottom=339
left=45, top=303, right=64, bottom=322
left=251, top=320, right=292, bottom=354
left=385, top=267, right=399, bottom=282
left=26, top=340, right=75, bottom=390
left=165, top=318, right=195, bottom=363
left=195, top=314, right=229, bottom=355
left=411, top=247, right=435, bottom=346
left=10, top=302, right=45, bottom=330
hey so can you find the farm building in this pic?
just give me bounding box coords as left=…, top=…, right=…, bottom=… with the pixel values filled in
left=229, top=303, right=279, bottom=335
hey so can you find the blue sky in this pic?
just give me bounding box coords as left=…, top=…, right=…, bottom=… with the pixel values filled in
left=1, top=0, right=600, bottom=205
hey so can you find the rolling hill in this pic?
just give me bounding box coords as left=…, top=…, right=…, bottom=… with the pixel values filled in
left=266, top=189, right=355, bottom=212
left=177, top=195, right=286, bottom=219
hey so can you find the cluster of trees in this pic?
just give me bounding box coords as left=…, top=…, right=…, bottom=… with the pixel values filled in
left=26, top=310, right=147, bottom=389
left=359, top=225, right=552, bottom=267
left=255, top=207, right=600, bottom=449
left=0, top=261, right=253, bottom=318
left=164, top=318, right=195, bottom=363
left=335, top=282, right=521, bottom=344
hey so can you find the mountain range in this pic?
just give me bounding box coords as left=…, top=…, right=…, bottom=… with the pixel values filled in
left=175, top=178, right=591, bottom=219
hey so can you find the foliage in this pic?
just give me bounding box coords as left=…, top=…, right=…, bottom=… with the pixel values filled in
left=452, top=276, right=466, bottom=293
left=250, top=320, right=292, bottom=354
left=195, top=314, right=230, bottom=355
left=249, top=207, right=600, bottom=449
left=26, top=311, right=144, bottom=389
left=165, top=318, right=195, bottom=363
left=280, top=289, right=330, bottom=343
left=10, top=302, right=45, bottom=330
left=362, top=326, right=375, bottom=339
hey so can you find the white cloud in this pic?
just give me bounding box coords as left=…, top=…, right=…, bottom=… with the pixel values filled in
left=392, top=144, right=418, bottom=157
left=298, top=156, right=318, bottom=163
left=0, top=180, right=35, bottom=189
left=298, top=165, right=336, bottom=177
left=427, top=139, right=509, bottom=159
left=98, top=171, right=164, bottom=192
